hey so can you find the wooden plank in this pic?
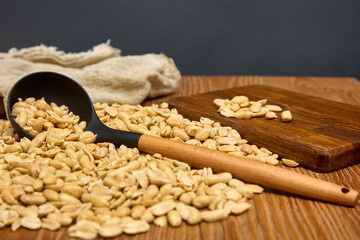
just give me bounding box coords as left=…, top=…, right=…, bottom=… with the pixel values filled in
left=167, top=85, right=360, bottom=172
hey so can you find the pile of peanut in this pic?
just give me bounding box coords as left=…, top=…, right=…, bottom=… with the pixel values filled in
left=214, top=96, right=293, bottom=122
left=0, top=97, right=297, bottom=239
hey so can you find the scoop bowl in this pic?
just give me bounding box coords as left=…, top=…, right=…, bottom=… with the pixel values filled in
left=7, top=71, right=141, bottom=147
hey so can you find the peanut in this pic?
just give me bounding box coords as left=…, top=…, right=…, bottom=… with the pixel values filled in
left=123, top=220, right=150, bottom=234
left=201, top=209, right=229, bottom=222
left=42, top=218, right=61, bottom=231
left=2, top=96, right=293, bottom=239
left=150, top=200, right=176, bottom=216
left=192, top=195, right=211, bottom=208
left=231, top=202, right=251, bottom=215
left=265, top=111, right=278, bottom=119
left=98, top=223, right=123, bottom=238
left=250, top=102, right=262, bottom=113
left=153, top=216, right=168, bottom=227
left=215, top=95, right=293, bottom=123
left=1, top=189, right=18, bottom=205
left=20, top=194, right=47, bottom=205
left=167, top=210, right=182, bottom=227
left=187, top=210, right=202, bottom=225
left=281, top=110, right=292, bottom=122
left=20, top=216, right=42, bottom=230
left=282, top=158, right=299, bottom=167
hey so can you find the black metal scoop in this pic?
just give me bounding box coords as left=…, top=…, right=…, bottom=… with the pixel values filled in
left=5, top=71, right=359, bottom=207
left=7, top=71, right=141, bottom=147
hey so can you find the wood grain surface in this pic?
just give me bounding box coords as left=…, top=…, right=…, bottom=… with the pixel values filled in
left=166, top=85, right=360, bottom=172
left=1, top=76, right=360, bottom=240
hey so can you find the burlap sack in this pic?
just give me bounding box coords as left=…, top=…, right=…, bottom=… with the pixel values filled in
left=0, top=41, right=181, bottom=114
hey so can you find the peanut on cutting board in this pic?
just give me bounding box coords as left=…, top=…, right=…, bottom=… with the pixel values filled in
left=214, top=95, right=293, bottom=122
left=281, top=110, right=293, bottom=122
left=0, top=97, right=298, bottom=239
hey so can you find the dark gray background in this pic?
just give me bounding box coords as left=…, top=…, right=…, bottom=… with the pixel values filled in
left=1, top=1, right=359, bottom=79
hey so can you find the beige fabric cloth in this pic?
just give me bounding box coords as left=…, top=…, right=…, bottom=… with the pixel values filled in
left=0, top=41, right=181, bottom=114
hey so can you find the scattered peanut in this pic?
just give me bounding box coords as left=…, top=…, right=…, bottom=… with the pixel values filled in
left=214, top=95, right=293, bottom=122
left=0, top=96, right=298, bottom=238
left=231, top=202, right=251, bottom=215
left=20, top=216, right=42, bottom=230
left=98, top=222, right=123, bottom=238
left=201, top=209, right=229, bottom=222
left=153, top=215, right=168, bottom=227
left=282, top=158, right=299, bottom=167
left=187, top=210, right=202, bottom=225
left=123, top=220, right=150, bottom=234
left=167, top=210, right=182, bottom=227
left=281, top=110, right=293, bottom=122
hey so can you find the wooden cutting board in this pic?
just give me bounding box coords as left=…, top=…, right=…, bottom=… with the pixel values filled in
left=167, top=85, right=360, bottom=172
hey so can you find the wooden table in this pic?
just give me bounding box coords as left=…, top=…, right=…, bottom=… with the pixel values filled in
left=1, top=76, right=360, bottom=240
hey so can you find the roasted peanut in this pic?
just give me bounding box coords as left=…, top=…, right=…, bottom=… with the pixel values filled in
left=1, top=96, right=291, bottom=238
left=281, top=110, right=292, bottom=122
left=201, top=209, right=229, bottom=222
left=282, top=158, right=299, bottom=167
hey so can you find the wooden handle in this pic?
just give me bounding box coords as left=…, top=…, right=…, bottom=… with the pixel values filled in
left=138, top=135, right=359, bottom=207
